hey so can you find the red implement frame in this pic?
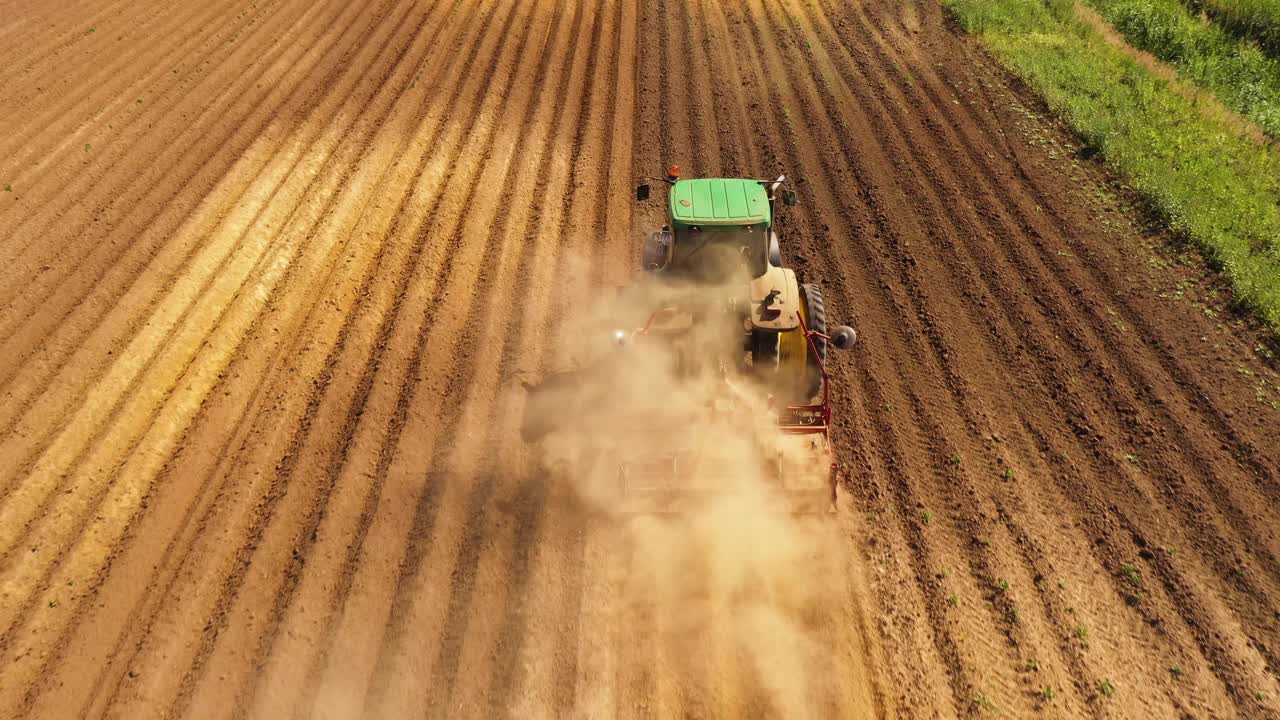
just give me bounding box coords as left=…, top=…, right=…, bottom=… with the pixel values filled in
left=778, top=311, right=838, bottom=500
left=633, top=306, right=840, bottom=504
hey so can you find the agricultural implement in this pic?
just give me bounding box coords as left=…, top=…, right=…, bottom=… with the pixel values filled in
left=522, top=167, right=856, bottom=513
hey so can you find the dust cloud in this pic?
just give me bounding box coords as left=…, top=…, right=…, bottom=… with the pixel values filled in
left=523, top=278, right=853, bottom=718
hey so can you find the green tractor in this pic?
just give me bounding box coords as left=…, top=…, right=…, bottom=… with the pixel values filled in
left=635, top=167, right=855, bottom=402
left=518, top=167, right=856, bottom=513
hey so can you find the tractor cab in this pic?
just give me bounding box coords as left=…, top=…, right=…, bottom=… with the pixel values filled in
left=635, top=169, right=839, bottom=401
left=637, top=174, right=793, bottom=283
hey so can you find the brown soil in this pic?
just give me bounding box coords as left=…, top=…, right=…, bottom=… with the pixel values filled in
left=2, top=0, right=1279, bottom=718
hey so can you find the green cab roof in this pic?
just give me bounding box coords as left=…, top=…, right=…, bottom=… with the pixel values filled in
left=668, top=178, right=770, bottom=227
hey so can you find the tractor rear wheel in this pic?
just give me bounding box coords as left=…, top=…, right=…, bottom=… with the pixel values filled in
left=800, top=282, right=827, bottom=399
left=777, top=283, right=827, bottom=402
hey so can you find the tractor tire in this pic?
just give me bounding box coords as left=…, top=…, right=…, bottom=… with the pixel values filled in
left=799, top=282, right=827, bottom=400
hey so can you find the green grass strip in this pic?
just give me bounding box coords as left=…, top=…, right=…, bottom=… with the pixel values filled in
left=947, top=0, right=1280, bottom=330
left=1085, top=0, right=1280, bottom=138
left=1195, top=0, right=1280, bottom=57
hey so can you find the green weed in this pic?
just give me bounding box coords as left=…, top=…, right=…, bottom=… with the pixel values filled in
left=1086, top=0, right=1280, bottom=139
left=1199, top=0, right=1280, bottom=57
left=1120, top=563, right=1143, bottom=586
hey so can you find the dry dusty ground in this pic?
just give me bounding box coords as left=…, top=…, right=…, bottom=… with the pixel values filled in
left=2, top=0, right=1280, bottom=718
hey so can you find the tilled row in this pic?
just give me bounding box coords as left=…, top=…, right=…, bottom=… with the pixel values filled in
left=776, top=0, right=1280, bottom=716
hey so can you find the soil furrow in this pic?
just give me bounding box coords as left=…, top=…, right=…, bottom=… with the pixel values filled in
left=787, top=3, right=1233, bottom=711
left=0, top=0, right=412, bottom=698
left=0, top=0, right=320, bottom=342
left=349, top=11, right=596, bottom=719
left=0, top=0, right=167, bottom=90
left=824, top=0, right=1280, bottom=674
left=0, top=0, right=268, bottom=192
left=730, top=0, right=1020, bottom=711
left=145, top=2, right=524, bottom=715
left=0, top=0, right=353, bottom=475
left=238, top=4, right=568, bottom=712
left=0, top=0, right=375, bottom=484
left=842, top=0, right=1280, bottom=500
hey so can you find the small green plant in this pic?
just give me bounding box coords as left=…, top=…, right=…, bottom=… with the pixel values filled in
left=84, top=143, right=91, bottom=152
left=946, top=594, right=958, bottom=606
left=974, top=695, right=996, bottom=711
left=1099, top=678, right=1115, bottom=697
left=1001, top=467, right=1015, bottom=480
left=1074, top=625, right=1089, bottom=639
left=3, top=184, right=10, bottom=192
left=995, top=579, right=1009, bottom=593
left=1042, top=686, right=1055, bottom=700
left=1120, top=563, right=1142, bottom=587
left=1024, top=659, right=1040, bottom=672
left=977, top=536, right=991, bottom=547
left=1124, top=453, right=1139, bottom=465
left=48, top=599, right=59, bottom=608
left=920, top=510, right=932, bottom=525
left=948, top=453, right=962, bottom=466
left=1169, top=664, right=1183, bottom=677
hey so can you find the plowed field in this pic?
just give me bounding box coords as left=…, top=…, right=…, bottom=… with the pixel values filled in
left=3, top=0, right=1280, bottom=718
